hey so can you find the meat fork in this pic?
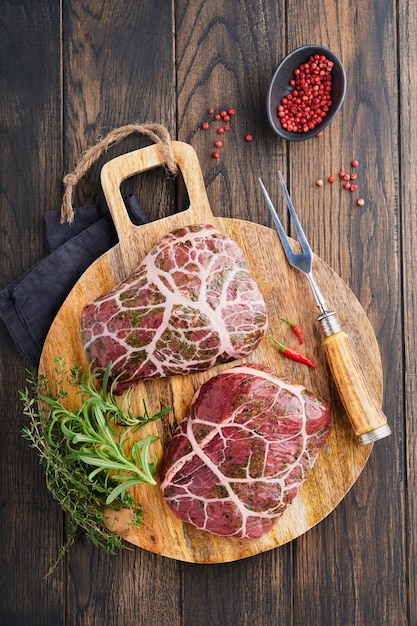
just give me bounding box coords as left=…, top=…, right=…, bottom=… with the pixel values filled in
left=259, top=173, right=391, bottom=445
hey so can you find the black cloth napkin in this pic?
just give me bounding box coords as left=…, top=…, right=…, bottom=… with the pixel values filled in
left=0, top=195, right=147, bottom=366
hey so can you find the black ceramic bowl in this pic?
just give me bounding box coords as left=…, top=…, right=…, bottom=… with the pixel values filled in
left=267, top=45, right=346, bottom=141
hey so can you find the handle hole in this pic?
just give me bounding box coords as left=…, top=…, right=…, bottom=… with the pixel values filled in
left=119, top=167, right=189, bottom=224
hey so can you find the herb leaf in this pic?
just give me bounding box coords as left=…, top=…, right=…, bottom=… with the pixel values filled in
left=20, top=357, right=170, bottom=576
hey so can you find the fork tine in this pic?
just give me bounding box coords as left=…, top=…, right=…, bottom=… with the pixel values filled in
left=277, top=171, right=312, bottom=257
left=258, top=178, right=298, bottom=265
left=259, top=176, right=313, bottom=275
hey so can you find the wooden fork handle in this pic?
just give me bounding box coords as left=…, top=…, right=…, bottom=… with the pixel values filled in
left=322, top=330, right=391, bottom=444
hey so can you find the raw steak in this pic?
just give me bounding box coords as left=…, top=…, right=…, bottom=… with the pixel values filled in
left=81, top=224, right=268, bottom=393
left=159, top=364, right=331, bottom=539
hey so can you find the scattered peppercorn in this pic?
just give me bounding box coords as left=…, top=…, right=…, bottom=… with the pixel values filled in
left=214, top=140, right=222, bottom=148
left=316, top=179, right=324, bottom=186
left=202, top=121, right=210, bottom=130
left=208, top=107, right=214, bottom=114
left=212, top=151, right=220, bottom=159
left=316, top=131, right=323, bottom=137
left=217, top=127, right=225, bottom=135
left=324, top=159, right=363, bottom=201
left=224, top=124, right=231, bottom=131
left=245, top=134, right=253, bottom=142
left=228, top=109, right=236, bottom=116
left=357, top=198, right=365, bottom=206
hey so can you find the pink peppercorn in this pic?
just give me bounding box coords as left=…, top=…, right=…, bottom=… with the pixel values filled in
left=343, top=182, right=351, bottom=190
left=277, top=54, right=334, bottom=134
left=228, top=109, right=236, bottom=116
left=350, top=184, right=358, bottom=192
left=212, top=151, right=220, bottom=159
left=351, top=159, right=359, bottom=167
left=217, top=127, right=225, bottom=135
left=328, top=175, right=336, bottom=183
left=214, top=140, right=222, bottom=147
left=202, top=121, right=210, bottom=130
left=245, top=134, right=253, bottom=141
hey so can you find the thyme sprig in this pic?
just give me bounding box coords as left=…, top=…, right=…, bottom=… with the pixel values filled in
left=20, top=357, right=170, bottom=576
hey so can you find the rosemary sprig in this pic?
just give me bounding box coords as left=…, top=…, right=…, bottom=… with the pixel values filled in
left=20, top=357, right=170, bottom=576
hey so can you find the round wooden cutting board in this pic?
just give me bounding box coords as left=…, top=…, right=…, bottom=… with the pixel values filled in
left=39, top=142, right=382, bottom=563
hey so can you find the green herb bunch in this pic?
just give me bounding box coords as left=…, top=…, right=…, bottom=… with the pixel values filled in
left=20, top=357, right=170, bottom=576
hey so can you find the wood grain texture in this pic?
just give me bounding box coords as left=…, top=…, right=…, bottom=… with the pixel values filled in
left=60, top=3, right=183, bottom=626
left=0, top=0, right=411, bottom=624
left=399, top=1, right=417, bottom=625
left=282, top=2, right=406, bottom=625
left=0, top=2, right=65, bottom=625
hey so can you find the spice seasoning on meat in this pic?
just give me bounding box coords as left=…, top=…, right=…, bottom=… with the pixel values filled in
left=81, top=225, right=268, bottom=394
left=160, top=364, right=331, bottom=539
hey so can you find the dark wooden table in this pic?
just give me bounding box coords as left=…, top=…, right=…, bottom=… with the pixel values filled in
left=0, top=2, right=413, bottom=625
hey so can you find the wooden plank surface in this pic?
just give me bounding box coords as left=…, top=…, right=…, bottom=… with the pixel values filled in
left=282, top=3, right=406, bottom=626
left=61, top=3, right=183, bottom=626
left=0, top=2, right=65, bottom=625
left=399, top=1, right=417, bottom=625
left=0, top=1, right=410, bottom=625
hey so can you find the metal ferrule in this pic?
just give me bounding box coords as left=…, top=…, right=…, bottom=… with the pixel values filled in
left=317, top=311, right=341, bottom=337
left=358, top=423, right=392, bottom=445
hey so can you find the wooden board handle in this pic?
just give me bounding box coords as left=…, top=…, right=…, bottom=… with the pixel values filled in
left=100, top=141, right=214, bottom=251
left=323, top=330, right=391, bottom=444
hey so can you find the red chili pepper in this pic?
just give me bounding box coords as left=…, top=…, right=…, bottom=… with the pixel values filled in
left=279, top=317, right=304, bottom=344
left=270, top=337, right=316, bottom=368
